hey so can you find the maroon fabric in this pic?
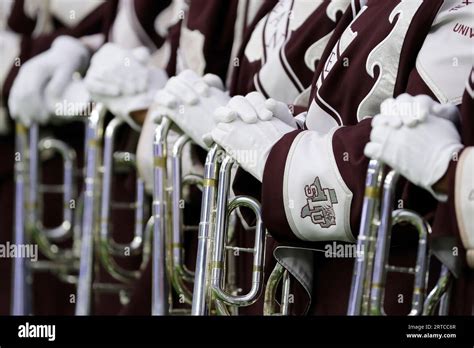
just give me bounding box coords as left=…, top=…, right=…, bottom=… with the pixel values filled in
left=165, top=21, right=182, bottom=77
left=460, top=70, right=474, bottom=147
left=230, top=0, right=345, bottom=103
left=7, top=0, right=36, bottom=34
left=228, top=0, right=278, bottom=96
left=263, top=0, right=446, bottom=242
left=312, top=0, right=443, bottom=127
left=0, top=170, right=14, bottom=314
left=262, top=129, right=302, bottom=243
left=431, top=70, right=474, bottom=314
left=185, top=0, right=239, bottom=81
left=133, top=0, right=171, bottom=48
left=258, top=0, right=474, bottom=315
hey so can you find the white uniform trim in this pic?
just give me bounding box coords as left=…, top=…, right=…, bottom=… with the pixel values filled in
left=416, top=0, right=474, bottom=105
left=455, top=147, right=474, bottom=268
left=50, top=0, right=104, bottom=27
left=283, top=129, right=355, bottom=242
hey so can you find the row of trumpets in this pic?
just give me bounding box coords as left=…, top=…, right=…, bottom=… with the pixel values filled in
left=11, top=103, right=452, bottom=316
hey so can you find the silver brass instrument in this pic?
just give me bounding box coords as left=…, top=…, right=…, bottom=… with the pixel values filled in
left=12, top=123, right=32, bottom=315
left=170, top=134, right=201, bottom=304
left=264, top=263, right=291, bottom=316
left=11, top=4, right=81, bottom=315
left=99, top=117, right=150, bottom=283
left=151, top=116, right=171, bottom=315
left=348, top=160, right=453, bottom=316
left=76, top=105, right=152, bottom=315
left=152, top=116, right=205, bottom=315
left=191, top=144, right=267, bottom=315
left=210, top=155, right=265, bottom=308
left=76, top=103, right=107, bottom=315
left=191, top=144, right=221, bottom=315
left=12, top=120, right=83, bottom=315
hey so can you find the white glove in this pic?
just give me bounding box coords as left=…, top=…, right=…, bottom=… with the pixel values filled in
left=211, top=112, right=294, bottom=182
left=153, top=70, right=228, bottom=149
left=8, top=36, right=90, bottom=126
left=85, top=44, right=152, bottom=96
left=379, top=93, right=460, bottom=127
left=85, top=44, right=168, bottom=129
left=364, top=112, right=464, bottom=201
left=214, top=92, right=298, bottom=128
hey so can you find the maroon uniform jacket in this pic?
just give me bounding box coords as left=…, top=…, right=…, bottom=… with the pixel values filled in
left=432, top=69, right=474, bottom=315
left=122, top=0, right=354, bottom=315
left=261, top=0, right=473, bottom=314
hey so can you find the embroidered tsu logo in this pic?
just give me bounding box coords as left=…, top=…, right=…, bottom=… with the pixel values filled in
left=301, top=177, right=338, bottom=228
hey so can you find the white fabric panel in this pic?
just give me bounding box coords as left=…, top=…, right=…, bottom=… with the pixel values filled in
left=176, top=27, right=206, bottom=75
left=50, top=0, right=104, bottom=27
left=305, top=99, right=340, bottom=134
left=154, top=0, right=186, bottom=37
left=256, top=47, right=300, bottom=104
left=111, top=0, right=158, bottom=51
left=416, top=0, right=474, bottom=104
left=0, top=30, right=20, bottom=87
left=283, top=129, right=355, bottom=242
left=455, top=147, right=474, bottom=268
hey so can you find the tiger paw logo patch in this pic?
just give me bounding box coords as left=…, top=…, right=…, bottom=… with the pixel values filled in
left=301, top=177, right=338, bottom=228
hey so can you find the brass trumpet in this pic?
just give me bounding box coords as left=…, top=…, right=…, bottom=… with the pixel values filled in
left=348, top=160, right=453, bottom=316
left=12, top=123, right=32, bottom=315
left=191, top=144, right=267, bottom=315
left=76, top=105, right=152, bottom=315
left=12, top=120, right=84, bottom=315
left=99, top=117, right=151, bottom=283
left=152, top=116, right=205, bottom=315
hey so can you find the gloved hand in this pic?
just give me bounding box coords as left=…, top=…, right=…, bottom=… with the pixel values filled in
left=84, top=43, right=168, bottom=130
left=365, top=105, right=464, bottom=201
left=211, top=99, right=295, bottom=181
left=153, top=69, right=228, bottom=148
left=8, top=36, right=90, bottom=126
left=214, top=91, right=298, bottom=127
left=378, top=93, right=460, bottom=127
left=85, top=44, right=165, bottom=96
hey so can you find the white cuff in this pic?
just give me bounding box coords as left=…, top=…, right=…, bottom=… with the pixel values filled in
left=283, top=129, right=355, bottom=242
left=455, top=147, right=474, bottom=268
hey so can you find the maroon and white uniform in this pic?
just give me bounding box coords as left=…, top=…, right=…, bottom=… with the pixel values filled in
left=261, top=0, right=473, bottom=314
left=2, top=0, right=118, bottom=101
left=227, top=0, right=356, bottom=315
left=122, top=0, right=265, bottom=315
left=432, top=69, right=474, bottom=314
left=0, top=0, right=176, bottom=315
left=0, top=0, right=119, bottom=316
left=123, top=0, right=353, bottom=315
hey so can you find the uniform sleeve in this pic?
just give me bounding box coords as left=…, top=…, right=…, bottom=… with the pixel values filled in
left=262, top=119, right=371, bottom=243
left=454, top=147, right=474, bottom=268
left=262, top=2, right=474, bottom=244
left=433, top=70, right=474, bottom=269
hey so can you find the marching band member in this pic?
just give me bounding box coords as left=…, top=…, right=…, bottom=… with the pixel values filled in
left=5, top=0, right=176, bottom=315
left=209, top=0, right=473, bottom=314
left=131, top=0, right=355, bottom=315
left=1, top=0, right=117, bottom=315
left=365, top=69, right=474, bottom=314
